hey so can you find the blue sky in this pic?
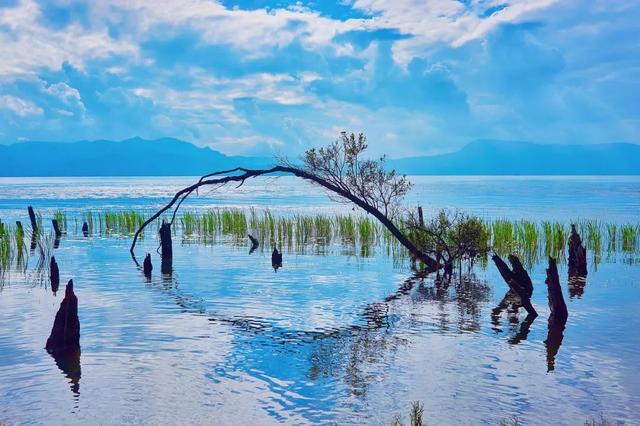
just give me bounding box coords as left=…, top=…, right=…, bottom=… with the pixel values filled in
left=0, top=0, right=638, bottom=157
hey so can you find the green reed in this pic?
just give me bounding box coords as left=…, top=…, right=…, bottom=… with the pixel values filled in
left=621, top=224, right=639, bottom=253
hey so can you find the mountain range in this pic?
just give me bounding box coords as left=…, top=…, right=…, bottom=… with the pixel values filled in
left=0, top=137, right=638, bottom=176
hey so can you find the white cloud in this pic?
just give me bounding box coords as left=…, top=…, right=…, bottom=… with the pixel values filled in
left=0, top=95, right=44, bottom=116
left=41, top=81, right=87, bottom=115
left=352, top=0, right=558, bottom=64
left=0, top=0, right=137, bottom=80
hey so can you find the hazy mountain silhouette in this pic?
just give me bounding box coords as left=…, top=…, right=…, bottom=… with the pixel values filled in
left=0, top=137, right=272, bottom=176
left=0, top=137, right=638, bottom=176
left=387, top=139, right=640, bottom=175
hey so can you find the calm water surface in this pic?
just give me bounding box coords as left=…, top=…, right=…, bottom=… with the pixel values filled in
left=0, top=176, right=639, bottom=425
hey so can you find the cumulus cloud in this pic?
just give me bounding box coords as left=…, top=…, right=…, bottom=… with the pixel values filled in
left=0, top=95, right=43, bottom=116
left=0, top=0, right=137, bottom=80
left=0, top=0, right=637, bottom=153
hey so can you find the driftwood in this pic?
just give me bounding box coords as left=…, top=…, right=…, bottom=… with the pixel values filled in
left=28, top=206, right=38, bottom=232
left=568, top=224, right=587, bottom=277
left=129, top=166, right=439, bottom=271
left=82, top=222, right=89, bottom=237
left=143, top=253, right=153, bottom=278
left=271, top=248, right=283, bottom=271
left=492, top=254, right=537, bottom=317
left=50, top=256, right=60, bottom=294
left=45, top=279, right=80, bottom=355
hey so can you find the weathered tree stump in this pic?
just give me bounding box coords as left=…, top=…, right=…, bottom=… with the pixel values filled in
left=271, top=247, right=283, bottom=271
left=28, top=206, right=38, bottom=233
left=143, top=253, right=153, bottom=278
left=492, top=254, right=537, bottom=317
left=248, top=234, right=259, bottom=254
left=544, top=257, right=568, bottom=372
left=545, top=257, right=568, bottom=324
left=82, top=221, right=89, bottom=237
left=45, top=279, right=80, bottom=355
left=159, top=221, right=173, bottom=273
left=568, top=224, right=588, bottom=278
left=417, top=206, right=425, bottom=227
left=50, top=256, right=60, bottom=294
left=52, top=219, right=62, bottom=238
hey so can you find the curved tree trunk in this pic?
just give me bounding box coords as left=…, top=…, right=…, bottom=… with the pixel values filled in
left=129, top=166, right=439, bottom=270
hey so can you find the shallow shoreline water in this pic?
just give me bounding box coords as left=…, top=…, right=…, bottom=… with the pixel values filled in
left=0, top=176, right=639, bottom=425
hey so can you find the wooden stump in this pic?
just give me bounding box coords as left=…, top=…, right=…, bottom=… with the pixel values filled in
left=159, top=221, right=173, bottom=274
left=545, top=257, right=568, bottom=324
left=143, top=253, right=153, bottom=278
left=82, top=222, right=89, bottom=237
left=271, top=247, right=282, bottom=271
left=544, top=257, right=568, bottom=372
left=52, top=219, right=62, bottom=238
left=28, top=206, right=38, bottom=233
left=417, top=206, right=424, bottom=227
left=45, top=279, right=80, bottom=355
left=248, top=234, right=259, bottom=254
left=50, top=256, right=60, bottom=294
left=492, top=254, right=537, bottom=317
left=568, top=224, right=588, bottom=277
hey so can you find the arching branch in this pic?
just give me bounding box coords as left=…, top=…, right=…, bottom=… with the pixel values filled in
left=129, top=165, right=439, bottom=270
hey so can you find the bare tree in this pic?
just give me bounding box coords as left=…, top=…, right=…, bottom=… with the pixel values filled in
left=301, top=132, right=411, bottom=220
left=130, top=133, right=438, bottom=270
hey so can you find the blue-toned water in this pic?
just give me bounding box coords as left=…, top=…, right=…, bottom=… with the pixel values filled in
left=0, top=176, right=639, bottom=425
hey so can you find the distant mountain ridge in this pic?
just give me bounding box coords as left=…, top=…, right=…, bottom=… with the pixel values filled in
left=387, top=139, right=640, bottom=175
left=0, top=137, right=638, bottom=176
left=0, top=137, right=273, bottom=177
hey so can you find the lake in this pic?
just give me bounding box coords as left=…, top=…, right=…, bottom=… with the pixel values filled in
left=0, top=176, right=639, bottom=425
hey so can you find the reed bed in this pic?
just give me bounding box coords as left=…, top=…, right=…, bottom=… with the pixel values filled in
left=1, top=209, right=639, bottom=274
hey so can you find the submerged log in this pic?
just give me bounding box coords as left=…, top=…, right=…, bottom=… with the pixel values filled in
left=45, top=279, right=80, bottom=355
left=82, top=222, right=89, bottom=237
left=28, top=206, right=38, bottom=233
left=143, top=253, right=153, bottom=278
left=545, top=257, right=568, bottom=324
left=248, top=234, right=259, bottom=254
left=271, top=247, right=283, bottom=271
left=50, top=256, right=60, bottom=294
left=568, top=224, right=588, bottom=277
left=159, top=221, right=173, bottom=273
left=492, top=254, right=537, bottom=317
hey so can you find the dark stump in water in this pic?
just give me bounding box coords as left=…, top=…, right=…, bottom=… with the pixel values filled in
left=568, top=224, right=588, bottom=278
left=492, top=254, right=537, bottom=317
left=544, top=257, right=568, bottom=372
left=82, top=221, right=89, bottom=237
left=50, top=256, right=60, bottom=294
left=52, top=219, right=62, bottom=238
left=28, top=205, right=38, bottom=233
left=159, top=221, right=173, bottom=273
left=143, top=253, right=153, bottom=278
left=248, top=234, right=259, bottom=254
left=46, top=279, right=80, bottom=355
left=271, top=247, right=283, bottom=271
